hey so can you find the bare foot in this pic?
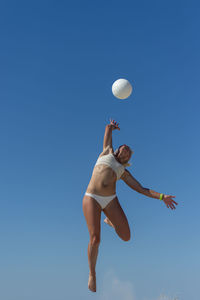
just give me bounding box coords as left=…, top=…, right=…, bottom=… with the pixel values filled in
left=88, top=273, right=96, bottom=292
left=104, top=217, right=114, bottom=228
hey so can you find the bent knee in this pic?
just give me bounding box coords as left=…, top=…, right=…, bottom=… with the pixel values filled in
left=122, top=232, right=131, bottom=242
left=117, top=228, right=131, bottom=242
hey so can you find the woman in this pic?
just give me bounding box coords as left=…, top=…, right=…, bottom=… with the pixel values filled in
left=82, top=119, right=178, bottom=292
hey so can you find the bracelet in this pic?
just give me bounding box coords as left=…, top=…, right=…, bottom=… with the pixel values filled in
left=159, top=193, right=164, bottom=201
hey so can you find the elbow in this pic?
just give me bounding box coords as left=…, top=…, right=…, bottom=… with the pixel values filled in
left=135, top=185, right=146, bottom=195
left=140, top=187, right=149, bottom=196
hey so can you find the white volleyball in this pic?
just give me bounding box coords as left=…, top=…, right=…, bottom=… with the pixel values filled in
left=112, top=78, right=132, bottom=99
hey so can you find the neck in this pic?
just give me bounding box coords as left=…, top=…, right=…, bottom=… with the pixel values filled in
left=113, top=153, right=122, bottom=164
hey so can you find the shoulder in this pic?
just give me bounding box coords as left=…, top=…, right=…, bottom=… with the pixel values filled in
left=99, top=145, right=114, bottom=157
left=120, top=168, right=131, bottom=180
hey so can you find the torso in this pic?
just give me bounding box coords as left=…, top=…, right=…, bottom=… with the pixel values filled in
left=86, top=147, right=124, bottom=196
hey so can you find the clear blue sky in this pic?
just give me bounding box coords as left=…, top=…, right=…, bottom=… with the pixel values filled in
left=0, top=1, right=199, bottom=300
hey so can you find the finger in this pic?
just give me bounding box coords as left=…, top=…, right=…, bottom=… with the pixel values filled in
left=170, top=204, right=175, bottom=209
left=172, top=200, right=178, bottom=205
left=172, top=202, right=176, bottom=209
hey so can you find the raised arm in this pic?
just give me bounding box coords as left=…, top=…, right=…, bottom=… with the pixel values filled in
left=103, top=119, right=120, bottom=150
left=121, top=169, right=178, bottom=210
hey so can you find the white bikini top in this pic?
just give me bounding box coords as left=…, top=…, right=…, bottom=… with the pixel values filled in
left=95, top=153, right=125, bottom=180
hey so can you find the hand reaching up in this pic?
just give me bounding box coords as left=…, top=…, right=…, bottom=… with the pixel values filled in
left=109, top=119, right=120, bottom=130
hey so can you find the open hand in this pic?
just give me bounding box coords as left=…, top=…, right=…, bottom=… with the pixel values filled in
left=163, top=195, right=178, bottom=210
left=109, top=119, right=120, bottom=130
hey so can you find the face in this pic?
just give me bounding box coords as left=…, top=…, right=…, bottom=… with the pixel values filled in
left=117, top=144, right=133, bottom=164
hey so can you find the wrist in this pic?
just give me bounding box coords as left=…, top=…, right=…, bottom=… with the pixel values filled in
left=106, top=124, right=112, bottom=130
left=159, top=193, right=164, bottom=201
left=108, top=124, right=115, bottom=130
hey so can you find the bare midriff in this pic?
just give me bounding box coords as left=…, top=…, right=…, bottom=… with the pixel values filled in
left=86, top=164, right=117, bottom=196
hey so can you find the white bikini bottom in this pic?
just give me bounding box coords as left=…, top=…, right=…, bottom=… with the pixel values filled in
left=85, top=192, right=116, bottom=209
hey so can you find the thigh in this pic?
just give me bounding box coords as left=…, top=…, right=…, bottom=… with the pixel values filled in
left=82, top=195, right=102, bottom=238
left=103, top=197, right=130, bottom=241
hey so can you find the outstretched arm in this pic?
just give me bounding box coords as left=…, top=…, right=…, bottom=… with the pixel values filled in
left=103, top=119, right=120, bottom=150
left=121, top=169, right=178, bottom=210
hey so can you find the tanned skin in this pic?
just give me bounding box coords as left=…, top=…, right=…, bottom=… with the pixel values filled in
left=82, top=119, right=178, bottom=292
